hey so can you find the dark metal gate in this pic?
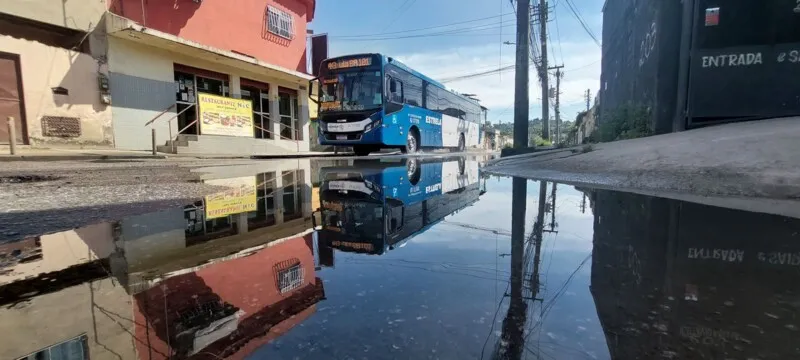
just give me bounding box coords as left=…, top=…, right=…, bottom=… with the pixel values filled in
left=0, top=52, right=27, bottom=144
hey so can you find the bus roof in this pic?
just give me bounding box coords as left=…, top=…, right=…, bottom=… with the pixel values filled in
left=323, top=53, right=483, bottom=109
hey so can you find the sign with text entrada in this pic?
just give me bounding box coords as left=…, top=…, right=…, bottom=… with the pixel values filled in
left=198, top=93, right=254, bottom=137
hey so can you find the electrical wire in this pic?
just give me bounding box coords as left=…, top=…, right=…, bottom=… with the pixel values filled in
left=334, top=19, right=516, bottom=39
left=562, top=0, right=601, bottom=47
left=552, top=0, right=566, bottom=66
left=332, top=23, right=517, bottom=42
left=332, top=12, right=515, bottom=38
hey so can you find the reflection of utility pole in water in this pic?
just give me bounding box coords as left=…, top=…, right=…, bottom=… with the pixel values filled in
left=492, top=180, right=549, bottom=360
left=544, top=183, right=558, bottom=234
left=491, top=178, right=527, bottom=359
left=531, top=182, right=548, bottom=296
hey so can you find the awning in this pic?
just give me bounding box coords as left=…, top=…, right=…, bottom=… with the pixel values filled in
left=105, top=13, right=314, bottom=86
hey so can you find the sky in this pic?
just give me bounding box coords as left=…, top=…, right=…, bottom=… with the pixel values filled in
left=310, top=0, right=604, bottom=126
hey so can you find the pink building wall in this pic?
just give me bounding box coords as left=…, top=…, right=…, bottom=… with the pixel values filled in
left=108, top=0, right=315, bottom=73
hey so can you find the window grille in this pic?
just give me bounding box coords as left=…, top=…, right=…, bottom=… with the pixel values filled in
left=268, top=6, right=294, bottom=39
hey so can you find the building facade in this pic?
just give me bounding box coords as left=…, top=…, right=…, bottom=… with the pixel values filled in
left=0, top=0, right=316, bottom=155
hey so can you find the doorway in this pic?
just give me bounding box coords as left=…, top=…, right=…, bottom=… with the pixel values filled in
left=0, top=52, right=27, bottom=144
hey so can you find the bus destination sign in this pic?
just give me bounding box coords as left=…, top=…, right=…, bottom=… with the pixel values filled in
left=327, top=57, right=373, bottom=70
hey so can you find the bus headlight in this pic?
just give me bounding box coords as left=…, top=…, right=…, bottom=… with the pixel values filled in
left=364, top=118, right=382, bottom=132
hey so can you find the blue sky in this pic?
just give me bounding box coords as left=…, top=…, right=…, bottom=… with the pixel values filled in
left=310, top=0, right=604, bottom=125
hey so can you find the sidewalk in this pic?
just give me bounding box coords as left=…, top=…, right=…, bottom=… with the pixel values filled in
left=0, top=146, right=494, bottom=161
left=486, top=116, right=800, bottom=203
left=0, top=146, right=347, bottom=161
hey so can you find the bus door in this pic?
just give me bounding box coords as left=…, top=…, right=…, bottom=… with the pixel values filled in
left=385, top=197, right=405, bottom=243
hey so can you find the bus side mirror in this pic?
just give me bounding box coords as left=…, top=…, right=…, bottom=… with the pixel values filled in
left=308, top=78, right=319, bottom=105
left=389, top=79, right=397, bottom=93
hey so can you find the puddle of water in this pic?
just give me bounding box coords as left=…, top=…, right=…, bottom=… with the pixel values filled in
left=0, top=154, right=799, bottom=359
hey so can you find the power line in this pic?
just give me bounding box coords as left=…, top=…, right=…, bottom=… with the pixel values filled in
left=440, top=62, right=537, bottom=83
left=363, top=0, right=418, bottom=47
left=332, top=32, right=512, bottom=42
left=552, top=1, right=565, bottom=66
left=562, top=0, right=600, bottom=47
left=332, top=22, right=517, bottom=42
left=333, top=12, right=515, bottom=38
left=334, top=20, right=516, bottom=40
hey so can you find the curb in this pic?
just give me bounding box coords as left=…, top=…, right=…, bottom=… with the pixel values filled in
left=0, top=154, right=169, bottom=162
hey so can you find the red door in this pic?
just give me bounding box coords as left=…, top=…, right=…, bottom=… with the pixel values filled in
left=0, top=52, right=27, bottom=144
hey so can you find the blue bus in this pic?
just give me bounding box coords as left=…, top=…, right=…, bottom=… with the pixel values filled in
left=312, top=53, right=485, bottom=156
left=313, top=156, right=486, bottom=256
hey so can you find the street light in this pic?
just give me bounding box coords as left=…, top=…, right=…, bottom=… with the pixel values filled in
left=503, top=41, right=515, bottom=45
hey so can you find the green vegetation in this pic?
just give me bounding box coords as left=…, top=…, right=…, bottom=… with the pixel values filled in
left=492, top=118, right=571, bottom=147
left=598, top=105, right=653, bottom=142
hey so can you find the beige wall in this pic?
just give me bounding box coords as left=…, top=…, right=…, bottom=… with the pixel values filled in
left=0, top=278, right=136, bottom=360
left=0, top=0, right=107, bottom=32
left=0, top=35, right=113, bottom=146
left=0, top=222, right=113, bottom=285
left=108, top=36, right=311, bottom=152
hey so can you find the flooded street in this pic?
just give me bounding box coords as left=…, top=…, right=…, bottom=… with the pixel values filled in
left=1, top=155, right=799, bottom=359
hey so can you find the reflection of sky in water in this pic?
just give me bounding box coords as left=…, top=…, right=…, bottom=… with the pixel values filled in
left=247, top=178, right=607, bottom=360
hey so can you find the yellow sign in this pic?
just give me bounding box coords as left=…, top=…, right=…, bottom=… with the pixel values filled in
left=321, top=101, right=342, bottom=111
left=198, top=93, right=253, bottom=137
left=332, top=241, right=374, bottom=251
left=327, top=57, right=372, bottom=70
left=204, top=176, right=257, bottom=219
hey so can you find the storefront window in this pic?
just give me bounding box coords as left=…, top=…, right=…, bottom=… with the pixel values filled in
left=184, top=200, right=237, bottom=246
left=279, top=92, right=301, bottom=140
left=248, top=172, right=277, bottom=230
left=173, top=66, right=228, bottom=136
left=282, top=170, right=304, bottom=220
left=241, top=85, right=272, bottom=139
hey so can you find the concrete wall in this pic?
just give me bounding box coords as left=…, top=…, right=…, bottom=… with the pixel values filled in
left=109, top=0, right=314, bottom=73
left=0, top=35, right=113, bottom=146
left=108, top=36, right=310, bottom=151
left=0, top=0, right=106, bottom=31
left=0, top=278, right=136, bottom=360
left=0, top=222, right=113, bottom=285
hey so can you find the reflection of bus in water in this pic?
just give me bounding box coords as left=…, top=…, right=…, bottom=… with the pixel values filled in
left=315, top=156, right=485, bottom=255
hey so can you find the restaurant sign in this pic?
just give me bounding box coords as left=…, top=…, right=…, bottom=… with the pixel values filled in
left=204, top=176, right=257, bottom=219
left=198, top=93, right=254, bottom=137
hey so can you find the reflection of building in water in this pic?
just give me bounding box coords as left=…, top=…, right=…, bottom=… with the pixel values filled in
left=133, top=232, right=324, bottom=359
left=0, top=160, right=320, bottom=359
left=316, top=156, right=486, bottom=256
left=0, top=223, right=134, bottom=360
left=590, top=190, right=800, bottom=359
left=121, top=160, right=313, bottom=272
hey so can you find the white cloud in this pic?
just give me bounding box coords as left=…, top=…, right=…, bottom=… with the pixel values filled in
left=394, top=41, right=601, bottom=123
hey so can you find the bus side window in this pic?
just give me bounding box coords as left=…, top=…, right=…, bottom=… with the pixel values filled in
left=389, top=78, right=404, bottom=103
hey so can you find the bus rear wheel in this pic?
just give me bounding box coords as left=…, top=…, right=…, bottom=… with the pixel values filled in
left=353, top=146, right=373, bottom=156
left=405, top=128, right=420, bottom=154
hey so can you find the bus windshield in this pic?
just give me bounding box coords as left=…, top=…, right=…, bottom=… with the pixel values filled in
left=321, top=70, right=383, bottom=112
left=321, top=200, right=384, bottom=240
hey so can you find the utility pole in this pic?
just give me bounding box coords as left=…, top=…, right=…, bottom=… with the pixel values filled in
left=537, top=0, right=550, bottom=141
left=553, top=67, right=563, bottom=145
left=585, top=89, right=591, bottom=112
left=513, top=0, right=531, bottom=149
